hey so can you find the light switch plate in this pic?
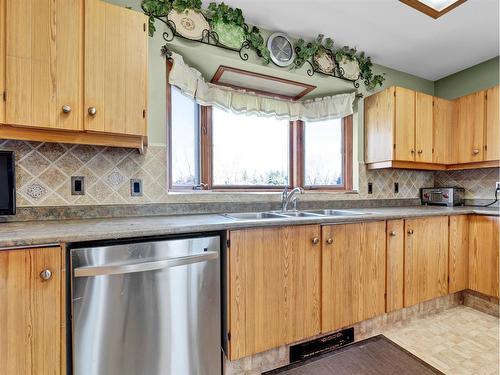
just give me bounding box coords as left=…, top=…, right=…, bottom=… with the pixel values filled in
left=71, top=176, right=85, bottom=195
left=130, top=179, right=143, bottom=197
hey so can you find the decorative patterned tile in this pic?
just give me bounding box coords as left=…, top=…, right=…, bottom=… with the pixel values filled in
left=36, top=143, right=67, bottom=162
left=18, top=151, right=51, bottom=177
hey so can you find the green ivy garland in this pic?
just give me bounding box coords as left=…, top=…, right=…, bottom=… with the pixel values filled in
left=141, top=1, right=384, bottom=88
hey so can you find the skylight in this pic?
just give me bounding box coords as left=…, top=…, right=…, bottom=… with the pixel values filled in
left=400, top=0, right=467, bottom=19
left=418, top=0, right=462, bottom=11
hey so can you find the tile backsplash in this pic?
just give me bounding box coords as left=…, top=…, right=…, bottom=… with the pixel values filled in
left=435, top=168, right=499, bottom=200
left=1, top=140, right=497, bottom=207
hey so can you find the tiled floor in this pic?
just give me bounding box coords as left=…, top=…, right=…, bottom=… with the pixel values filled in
left=384, top=306, right=500, bottom=375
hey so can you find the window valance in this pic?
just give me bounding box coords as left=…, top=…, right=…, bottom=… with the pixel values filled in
left=168, top=53, right=354, bottom=122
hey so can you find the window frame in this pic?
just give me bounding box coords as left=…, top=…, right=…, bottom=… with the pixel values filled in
left=166, top=77, right=353, bottom=192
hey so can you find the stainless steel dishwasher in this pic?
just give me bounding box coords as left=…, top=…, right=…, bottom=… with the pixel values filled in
left=70, top=235, right=221, bottom=375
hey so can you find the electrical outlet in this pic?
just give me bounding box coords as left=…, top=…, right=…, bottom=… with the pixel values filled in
left=130, top=179, right=143, bottom=197
left=368, top=182, right=373, bottom=194
left=496, top=182, right=500, bottom=190
left=394, top=182, right=399, bottom=194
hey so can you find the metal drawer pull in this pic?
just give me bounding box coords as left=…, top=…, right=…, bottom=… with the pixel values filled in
left=407, top=229, right=414, bottom=235
left=88, top=107, right=97, bottom=116
left=417, top=149, right=423, bottom=154
left=389, top=231, right=397, bottom=237
left=62, top=105, right=72, bottom=113
left=74, top=251, right=219, bottom=277
left=473, top=149, right=480, bottom=155
left=40, top=269, right=52, bottom=280
left=312, top=237, right=320, bottom=245
left=326, top=238, right=333, bottom=244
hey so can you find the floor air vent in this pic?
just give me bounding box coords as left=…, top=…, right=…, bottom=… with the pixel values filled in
left=289, top=327, right=354, bottom=363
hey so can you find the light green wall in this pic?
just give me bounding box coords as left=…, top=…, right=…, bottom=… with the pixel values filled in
left=434, top=56, right=499, bottom=99
left=106, top=0, right=434, bottom=149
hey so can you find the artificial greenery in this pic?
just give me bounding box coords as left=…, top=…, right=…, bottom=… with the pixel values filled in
left=141, top=0, right=202, bottom=37
left=207, top=2, right=244, bottom=27
left=142, top=1, right=385, bottom=88
left=294, top=34, right=334, bottom=69
left=246, top=26, right=271, bottom=64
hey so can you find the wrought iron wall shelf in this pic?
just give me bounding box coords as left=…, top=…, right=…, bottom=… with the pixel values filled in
left=150, top=13, right=364, bottom=94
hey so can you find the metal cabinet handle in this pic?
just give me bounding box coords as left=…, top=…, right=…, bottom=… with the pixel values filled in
left=74, top=251, right=219, bottom=277
left=407, top=229, right=414, bottom=235
left=326, top=238, right=333, bottom=244
left=417, top=149, right=423, bottom=154
left=473, top=149, right=480, bottom=155
left=40, top=269, right=52, bottom=281
left=88, top=107, right=97, bottom=116
left=389, top=231, right=397, bottom=237
left=62, top=105, right=71, bottom=114
left=410, top=149, right=415, bottom=154
left=312, top=237, right=320, bottom=245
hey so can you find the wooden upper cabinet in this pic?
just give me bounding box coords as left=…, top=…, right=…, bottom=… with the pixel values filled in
left=394, top=87, right=416, bottom=161
left=227, top=225, right=321, bottom=360
left=415, top=92, right=433, bottom=163
left=0, top=0, right=5, bottom=124
left=469, top=215, right=499, bottom=298
left=84, top=0, right=148, bottom=136
left=433, top=97, right=455, bottom=164
left=5, top=0, right=83, bottom=131
left=455, top=90, right=485, bottom=163
left=404, top=216, right=448, bottom=307
left=322, top=221, right=386, bottom=333
left=364, top=86, right=395, bottom=163
left=0, top=247, right=64, bottom=375
left=449, top=215, right=469, bottom=293
left=485, top=85, right=499, bottom=161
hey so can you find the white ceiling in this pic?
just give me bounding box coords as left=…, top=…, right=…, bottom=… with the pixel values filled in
left=206, top=0, right=499, bottom=81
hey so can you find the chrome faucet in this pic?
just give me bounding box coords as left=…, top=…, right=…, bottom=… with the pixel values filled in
left=280, top=187, right=304, bottom=212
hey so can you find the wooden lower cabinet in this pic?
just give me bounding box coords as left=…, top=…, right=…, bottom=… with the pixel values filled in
left=321, top=221, right=386, bottom=333
left=468, top=215, right=499, bottom=298
left=0, top=247, right=64, bottom=375
left=449, top=215, right=469, bottom=293
left=227, top=225, right=321, bottom=360
left=386, top=219, right=404, bottom=313
left=404, top=216, right=449, bottom=306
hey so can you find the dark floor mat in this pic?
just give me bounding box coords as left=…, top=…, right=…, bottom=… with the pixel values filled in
left=263, top=335, right=444, bottom=375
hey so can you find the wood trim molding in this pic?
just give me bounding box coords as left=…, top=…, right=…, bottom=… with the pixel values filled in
left=0, top=124, right=144, bottom=151
left=399, top=0, right=467, bottom=19
left=446, top=160, right=499, bottom=170
left=211, top=65, right=316, bottom=101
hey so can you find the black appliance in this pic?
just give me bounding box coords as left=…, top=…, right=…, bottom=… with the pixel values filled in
left=0, top=151, right=15, bottom=215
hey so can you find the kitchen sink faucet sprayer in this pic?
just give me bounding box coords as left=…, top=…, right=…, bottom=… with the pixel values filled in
left=281, top=187, right=304, bottom=212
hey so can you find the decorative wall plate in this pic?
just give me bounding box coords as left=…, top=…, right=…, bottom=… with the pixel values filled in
left=313, top=50, right=335, bottom=74
left=212, top=20, right=246, bottom=49
left=267, top=32, right=295, bottom=67
left=167, top=9, right=210, bottom=41
left=337, top=56, right=361, bottom=80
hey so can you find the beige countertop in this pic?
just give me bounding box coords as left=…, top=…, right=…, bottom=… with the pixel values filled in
left=0, top=206, right=498, bottom=249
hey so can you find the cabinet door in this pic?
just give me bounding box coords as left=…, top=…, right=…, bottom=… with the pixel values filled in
left=455, top=91, right=485, bottom=163
left=228, top=225, right=321, bottom=359
left=322, top=221, right=386, bottom=333
left=449, top=215, right=469, bottom=293
left=394, top=87, right=415, bottom=161
left=469, top=215, right=499, bottom=298
left=364, top=87, right=395, bottom=163
left=386, top=219, right=404, bottom=313
left=433, top=97, right=455, bottom=164
left=5, top=0, right=82, bottom=130
left=415, top=92, right=433, bottom=163
left=0, top=247, right=63, bottom=375
left=404, top=216, right=448, bottom=307
left=485, top=85, right=499, bottom=161
left=85, top=0, right=148, bottom=136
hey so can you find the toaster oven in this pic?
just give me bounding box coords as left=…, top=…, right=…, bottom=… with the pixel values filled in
left=420, top=187, right=465, bottom=207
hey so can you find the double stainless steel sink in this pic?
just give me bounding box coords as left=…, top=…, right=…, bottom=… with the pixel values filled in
left=223, top=209, right=369, bottom=221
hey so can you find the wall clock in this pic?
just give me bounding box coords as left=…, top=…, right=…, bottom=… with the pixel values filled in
left=267, top=32, right=295, bottom=67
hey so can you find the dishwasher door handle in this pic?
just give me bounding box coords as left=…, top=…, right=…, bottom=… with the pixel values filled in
left=74, top=251, right=219, bottom=277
